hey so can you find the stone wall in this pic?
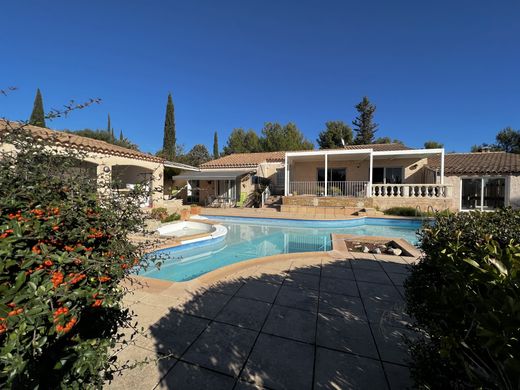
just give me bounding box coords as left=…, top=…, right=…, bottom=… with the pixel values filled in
left=283, top=196, right=374, bottom=208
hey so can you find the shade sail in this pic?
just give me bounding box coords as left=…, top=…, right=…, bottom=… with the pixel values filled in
left=173, top=169, right=254, bottom=180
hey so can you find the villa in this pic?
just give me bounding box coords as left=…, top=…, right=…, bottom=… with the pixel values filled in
left=174, top=143, right=520, bottom=213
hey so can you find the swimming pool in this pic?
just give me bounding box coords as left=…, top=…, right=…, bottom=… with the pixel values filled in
left=140, top=216, right=422, bottom=282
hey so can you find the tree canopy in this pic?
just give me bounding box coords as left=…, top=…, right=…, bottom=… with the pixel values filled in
left=162, top=93, right=176, bottom=161
left=316, top=121, right=353, bottom=149
left=471, top=127, right=520, bottom=153
left=63, top=128, right=139, bottom=150
left=223, top=128, right=261, bottom=155
left=424, top=140, right=444, bottom=149
left=352, top=96, right=378, bottom=144
left=180, top=144, right=211, bottom=167
left=29, top=88, right=46, bottom=128
left=213, top=131, right=219, bottom=159
left=261, top=122, right=313, bottom=151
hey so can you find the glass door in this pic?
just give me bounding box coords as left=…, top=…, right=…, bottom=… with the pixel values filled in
left=461, top=177, right=505, bottom=211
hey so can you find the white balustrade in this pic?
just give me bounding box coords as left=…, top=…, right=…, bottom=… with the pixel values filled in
left=288, top=182, right=452, bottom=198
left=289, top=181, right=368, bottom=197
left=371, top=184, right=452, bottom=198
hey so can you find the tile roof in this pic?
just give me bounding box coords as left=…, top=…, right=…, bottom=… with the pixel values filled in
left=428, top=152, right=520, bottom=175
left=0, top=120, right=163, bottom=163
left=201, top=144, right=411, bottom=168
left=340, top=143, right=412, bottom=151
left=200, top=151, right=285, bottom=168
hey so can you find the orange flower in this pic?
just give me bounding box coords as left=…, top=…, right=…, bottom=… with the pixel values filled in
left=64, top=245, right=75, bottom=252
left=98, top=276, right=111, bottom=283
left=6, top=302, right=16, bottom=308
left=92, top=299, right=103, bottom=307
left=121, top=263, right=129, bottom=270
left=56, top=317, right=77, bottom=334
left=31, top=245, right=41, bottom=255
left=52, top=225, right=59, bottom=231
left=43, top=259, right=53, bottom=267
left=53, top=306, right=69, bottom=321
left=51, top=271, right=64, bottom=287
left=8, top=308, right=23, bottom=316
left=68, top=273, right=86, bottom=285
left=0, top=323, right=6, bottom=334
left=73, top=258, right=82, bottom=265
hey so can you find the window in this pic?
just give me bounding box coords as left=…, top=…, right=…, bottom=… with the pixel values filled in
left=276, top=169, right=285, bottom=186
left=317, top=168, right=346, bottom=182
left=461, top=177, right=505, bottom=211
left=372, top=167, right=403, bottom=184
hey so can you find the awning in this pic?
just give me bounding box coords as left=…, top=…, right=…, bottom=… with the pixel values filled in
left=173, top=169, right=254, bottom=180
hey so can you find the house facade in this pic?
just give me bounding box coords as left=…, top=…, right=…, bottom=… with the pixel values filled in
left=0, top=120, right=172, bottom=208
left=174, top=143, right=520, bottom=213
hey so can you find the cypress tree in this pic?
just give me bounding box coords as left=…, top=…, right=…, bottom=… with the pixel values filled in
left=352, top=96, right=378, bottom=144
left=119, top=130, right=124, bottom=141
left=29, top=88, right=46, bottom=127
left=107, top=114, right=114, bottom=141
left=162, top=93, right=176, bottom=160
left=213, top=131, right=219, bottom=159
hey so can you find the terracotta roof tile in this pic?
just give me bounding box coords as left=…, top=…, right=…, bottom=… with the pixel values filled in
left=201, top=151, right=285, bottom=168
left=201, top=144, right=411, bottom=168
left=428, top=152, right=520, bottom=175
left=0, top=120, right=163, bottom=163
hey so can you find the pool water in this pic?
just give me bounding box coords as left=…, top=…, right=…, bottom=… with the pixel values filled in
left=140, top=216, right=422, bottom=282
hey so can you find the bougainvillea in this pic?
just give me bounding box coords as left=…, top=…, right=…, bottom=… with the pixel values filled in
left=0, top=121, right=155, bottom=388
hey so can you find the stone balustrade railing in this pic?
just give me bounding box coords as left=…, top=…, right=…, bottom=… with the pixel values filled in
left=371, top=184, right=452, bottom=198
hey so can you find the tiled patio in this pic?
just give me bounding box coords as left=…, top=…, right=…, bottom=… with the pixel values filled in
left=108, top=253, right=417, bottom=390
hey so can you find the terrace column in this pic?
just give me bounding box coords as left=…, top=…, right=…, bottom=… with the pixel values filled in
left=96, top=163, right=112, bottom=198
left=368, top=152, right=373, bottom=197
left=284, top=155, right=288, bottom=196
left=324, top=153, right=328, bottom=197
left=440, top=149, right=445, bottom=185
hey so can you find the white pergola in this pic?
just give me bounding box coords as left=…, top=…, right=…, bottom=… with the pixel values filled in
left=284, top=148, right=445, bottom=196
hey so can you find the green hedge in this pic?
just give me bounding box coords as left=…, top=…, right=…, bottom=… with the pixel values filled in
left=384, top=206, right=420, bottom=217
left=405, top=209, right=520, bottom=389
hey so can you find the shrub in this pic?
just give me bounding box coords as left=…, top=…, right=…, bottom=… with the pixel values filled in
left=150, top=207, right=168, bottom=221
left=161, top=213, right=180, bottom=223
left=405, top=209, right=520, bottom=389
left=0, top=122, right=156, bottom=388
left=384, top=206, right=420, bottom=216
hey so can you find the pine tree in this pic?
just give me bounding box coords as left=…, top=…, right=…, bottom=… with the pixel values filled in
left=162, top=93, right=176, bottom=160
left=213, top=131, right=219, bottom=159
left=352, top=96, right=378, bottom=144
left=29, top=88, right=46, bottom=127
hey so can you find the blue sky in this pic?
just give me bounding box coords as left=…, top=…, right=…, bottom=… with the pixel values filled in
left=1, top=0, right=519, bottom=153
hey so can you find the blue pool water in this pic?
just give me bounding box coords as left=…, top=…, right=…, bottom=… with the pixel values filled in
left=140, top=216, right=422, bottom=282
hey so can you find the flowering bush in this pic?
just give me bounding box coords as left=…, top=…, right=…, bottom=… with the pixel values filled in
left=0, top=122, right=154, bottom=388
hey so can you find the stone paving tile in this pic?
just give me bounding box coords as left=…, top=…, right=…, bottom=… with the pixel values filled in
left=284, top=272, right=320, bottom=290
left=357, top=281, right=402, bottom=302
left=380, top=261, right=411, bottom=274
left=234, top=379, right=267, bottom=389
left=289, top=262, right=322, bottom=276
left=319, top=292, right=367, bottom=322
left=206, top=280, right=245, bottom=296
left=314, top=347, right=388, bottom=390
left=383, top=362, right=413, bottom=390
left=249, top=272, right=287, bottom=285
left=316, top=313, right=378, bottom=359
left=353, top=269, right=393, bottom=285
left=182, top=291, right=232, bottom=320
left=320, top=277, right=359, bottom=297
left=183, top=322, right=257, bottom=376
left=136, top=312, right=210, bottom=357
left=387, top=272, right=408, bottom=286
left=349, top=253, right=378, bottom=262
left=350, top=258, right=382, bottom=270
left=324, top=258, right=353, bottom=268
left=215, top=296, right=272, bottom=331
left=262, top=304, right=317, bottom=343
left=321, top=265, right=355, bottom=281
left=275, top=285, right=319, bottom=312
left=108, top=345, right=176, bottom=390
left=363, top=297, right=411, bottom=328
left=371, top=325, right=416, bottom=366
left=158, top=361, right=235, bottom=390
left=241, top=333, right=314, bottom=390
left=236, top=280, right=281, bottom=303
